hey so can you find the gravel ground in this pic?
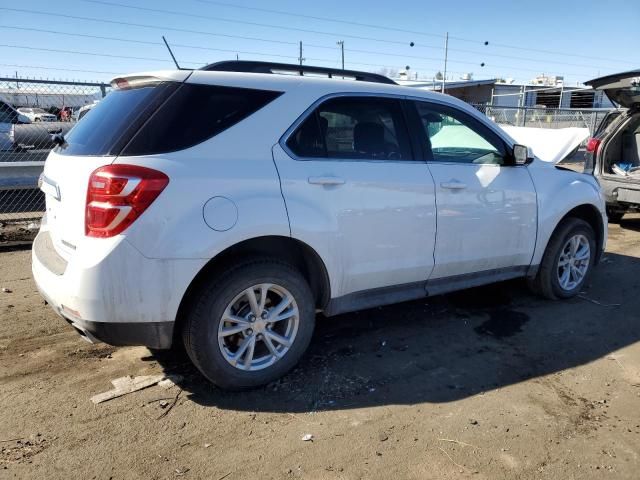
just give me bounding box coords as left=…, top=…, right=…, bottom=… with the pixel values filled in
left=1, top=217, right=640, bottom=479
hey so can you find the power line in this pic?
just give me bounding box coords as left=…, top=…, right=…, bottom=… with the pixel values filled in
left=0, top=7, right=299, bottom=46
left=79, top=0, right=413, bottom=47
left=0, top=26, right=302, bottom=60
left=0, top=43, right=200, bottom=65
left=2, top=6, right=624, bottom=78
left=187, top=0, right=634, bottom=66
left=0, top=62, right=118, bottom=75
left=75, top=0, right=629, bottom=73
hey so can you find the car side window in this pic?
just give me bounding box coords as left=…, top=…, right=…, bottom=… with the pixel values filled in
left=414, top=102, right=506, bottom=165
left=287, top=96, right=413, bottom=161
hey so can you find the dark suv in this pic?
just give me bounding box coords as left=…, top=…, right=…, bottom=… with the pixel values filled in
left=585, top=70, right=640, bottom=222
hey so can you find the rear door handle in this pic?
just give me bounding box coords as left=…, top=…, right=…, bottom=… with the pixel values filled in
left=308, top=176, right=345, bottom=186
left=440, top=181, right=467, bottom=190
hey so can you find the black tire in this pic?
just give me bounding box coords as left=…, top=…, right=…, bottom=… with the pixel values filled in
left=182, top=258, right=315, bottom=390
left=528, top=218, right=596, bottom=300
left=606, top=206, right=625, bottom=224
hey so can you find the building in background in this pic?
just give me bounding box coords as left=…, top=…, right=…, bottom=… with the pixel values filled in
left=396, top=77, right=614, bottom=109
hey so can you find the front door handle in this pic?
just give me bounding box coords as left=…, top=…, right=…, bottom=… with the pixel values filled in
left=308, top=176, right=345, bottom=186
left=440, top=181, right=467, bottom=190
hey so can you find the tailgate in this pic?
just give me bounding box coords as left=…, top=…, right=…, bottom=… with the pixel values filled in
left=41, top=150, right=116, bottom=259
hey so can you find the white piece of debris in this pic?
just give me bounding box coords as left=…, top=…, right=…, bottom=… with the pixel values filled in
left=2, top=288, right=11, bottom=293
left=301, top=434, right=314, bottom=442
left=90, top=374, right=183, bottom=404
left=500, top=125, right=589, bottom=164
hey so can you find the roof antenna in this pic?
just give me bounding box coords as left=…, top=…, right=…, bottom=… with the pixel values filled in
left=162, top=36, right=183, bottom=70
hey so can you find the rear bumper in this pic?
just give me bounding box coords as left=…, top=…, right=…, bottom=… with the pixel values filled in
left=32, top=229, right=205, bottom=349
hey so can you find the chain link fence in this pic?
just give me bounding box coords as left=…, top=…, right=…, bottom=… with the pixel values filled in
left=0, top=77, right=109, bottom=225
left=473, top=104, right=611, bottom=135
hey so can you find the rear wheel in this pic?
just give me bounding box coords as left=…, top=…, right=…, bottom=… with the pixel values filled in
left=528, top=218, right=596, bottom=300
left=182, top=259, right=315, bottom=390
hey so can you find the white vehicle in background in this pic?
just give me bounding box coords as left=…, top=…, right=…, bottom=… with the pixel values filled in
left=17, top=107, right=56, bottom=122
left=32, top=61, right=607, bottom=390
left=74, top=101, right=99, bottom=121
left=0, top=100, right=31, bottom=150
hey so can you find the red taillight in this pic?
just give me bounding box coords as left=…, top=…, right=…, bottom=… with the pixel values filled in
left=586, top=137, right=601, bottom=153
left=86, top=165, right=169, bottom=238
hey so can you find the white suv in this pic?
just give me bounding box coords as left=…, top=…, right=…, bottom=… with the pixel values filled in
left=33, top=61, right=607, bottom=389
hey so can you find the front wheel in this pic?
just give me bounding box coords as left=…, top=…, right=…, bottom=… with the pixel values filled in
left=528, top=218, right=596, bottom=300
left=182, top=259, right=315, bottom=390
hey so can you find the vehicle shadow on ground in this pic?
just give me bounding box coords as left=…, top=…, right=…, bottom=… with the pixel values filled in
left=152, top=250, right=640, bottom=413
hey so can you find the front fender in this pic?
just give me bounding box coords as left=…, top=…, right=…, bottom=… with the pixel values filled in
left=529, top=165, right=606, bottom=267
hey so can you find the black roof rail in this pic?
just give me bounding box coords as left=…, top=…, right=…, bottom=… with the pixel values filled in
left=200, top=60, right=397, bottom=85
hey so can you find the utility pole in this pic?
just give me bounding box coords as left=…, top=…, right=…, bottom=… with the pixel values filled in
left=298, top=41, right=304, bottom=66
left=336, top=40, right=345, bottom=70
left=441, top=32, right=448, bottom=94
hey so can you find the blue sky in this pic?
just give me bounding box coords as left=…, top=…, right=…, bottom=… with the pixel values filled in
left=0, top=0, right=637, bottom=84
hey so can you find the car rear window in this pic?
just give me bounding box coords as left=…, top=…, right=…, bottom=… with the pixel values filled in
left=122, top=84, right=282, bottom=156
left=57, top=82, right=281, bottom=157
left=57, top=83, right=179, bottom=156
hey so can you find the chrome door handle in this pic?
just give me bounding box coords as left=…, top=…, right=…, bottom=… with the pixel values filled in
left=440, top=181, right=467, bottom=190
left=308, top=176, right=345, bottom=186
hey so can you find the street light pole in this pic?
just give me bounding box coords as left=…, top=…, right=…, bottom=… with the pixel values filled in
left=442, top=32, right=449, bottom=94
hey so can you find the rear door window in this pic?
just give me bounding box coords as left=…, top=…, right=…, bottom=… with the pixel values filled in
left=286, top=96, right=413, bottom=161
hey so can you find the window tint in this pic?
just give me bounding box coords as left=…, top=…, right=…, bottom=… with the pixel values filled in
left=287, top=96, right=413, bottom=161
left=58, top=83, right=177, bottom=156
left=123, top=84, right=282, bottom=156
left=0, top=103, right=15, bottom=123
left=415, top=102, right=506, bottom=165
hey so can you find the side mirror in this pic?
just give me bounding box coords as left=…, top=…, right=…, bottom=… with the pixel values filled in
left=513, top=144, right=533, bottom=165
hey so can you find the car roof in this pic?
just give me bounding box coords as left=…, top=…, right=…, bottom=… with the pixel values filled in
left=115, top=69, right=459, bottom=103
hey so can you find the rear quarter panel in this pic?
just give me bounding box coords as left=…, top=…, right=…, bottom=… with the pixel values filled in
left=119, top=91, right=305, bottom=260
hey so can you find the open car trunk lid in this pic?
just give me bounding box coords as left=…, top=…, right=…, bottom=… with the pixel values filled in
left=585, top=70, right=640, bottom=109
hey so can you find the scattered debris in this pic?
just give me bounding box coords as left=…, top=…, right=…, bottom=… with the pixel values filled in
left=437, top=446, right=465, bottom=470
left=157, top=389, right=182, bottom=420
left=578, top=295, right=621, bottom=308
left=204, top=443, right=212, bottom=448
left=2, top=288, right=11, bottom=293
left=174, top=466, right=190, bottom=476
left=90, top=374, right=182, bottom=404
left=438, top=438, right=478, bottom=449
left=378, top=433, right=389, bottom=442
left=469, top=419, right=479, bottom=426
left=301, top=434, right=314, bottom=442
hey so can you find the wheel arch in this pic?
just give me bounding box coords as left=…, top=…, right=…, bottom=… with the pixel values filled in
left=541, top=203, right=605, bottom=268
left=173, top=235, right=331, bottom=343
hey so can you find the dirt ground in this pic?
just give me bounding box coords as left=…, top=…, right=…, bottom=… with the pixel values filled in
left=1, top=217, right=640, bottom=480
